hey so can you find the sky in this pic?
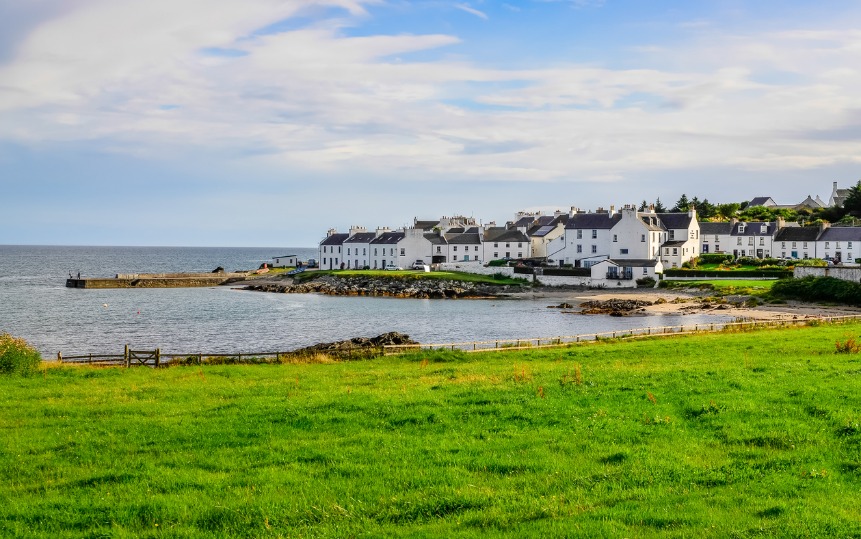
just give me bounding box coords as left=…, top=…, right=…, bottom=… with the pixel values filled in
left=2, top=0, right=861, bottom=247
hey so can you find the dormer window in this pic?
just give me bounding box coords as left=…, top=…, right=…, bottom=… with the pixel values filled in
left=739, top=224, right=746, bottom=233
left=760, top=225, right=767, bottom=233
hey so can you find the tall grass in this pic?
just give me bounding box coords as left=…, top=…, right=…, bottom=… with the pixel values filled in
left=1, top=324, right=861, bottom=537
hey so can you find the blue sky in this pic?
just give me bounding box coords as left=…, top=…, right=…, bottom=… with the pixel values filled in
left=2, top=0, right=860, bottom=247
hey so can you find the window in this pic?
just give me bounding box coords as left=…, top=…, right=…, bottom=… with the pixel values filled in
left=436, top=246, right=441, bottom=253
left=669, top=230, right=675, bottom=240
left=761, top=225, right=767, bottom=233
left=737, top=238, right=742, bottom=245
left=475, top=246, right=479, bottom=251
left=493, top=252, right=498, bottom=258
left=759, top=238, right=764, bottom=246
left=739, top=224, right=746, bottom=233
left=591, top=230, right=597, bottom=239
left=714, top=235, right=719, bottom=241
left=850, top=242, right=855, bottom=249
left=453, top=246, right=457, bottom=251
left=781, top=242, right=786, bottom=248
left=673, top=248, right=678, bottom=255
left=363, top=248, right=366, bottom=255
left=390, top=248, right=394, bottom=256
left=613, top=234, right=618, bottom=242
left=620, top=249, right=629, bottom=254
left=494, top=242, right=498, bottom=247
left=803, top=242, right=808, bottom=248
left=506, top=243, right=510, bottom=248
left=518, top=243, right=522, bottom=248
left=400, top=248, right=405, bottom=256
left=748, top=237, right=753, bottom=245
left=517, top=252, right=522, bottom=258
left=641, top=234, right=646, bottom=242
left=453, top=255, right=458, bottom=261
left=577, top=230, right=582, bottom=239
left=591, top=245, right=597, bottom=253
left=643, top=267, right=648, bottom=275
left=347, top=248, right=351, bottom=255
left=826, top=242, right=830, bottom=248
left=576, top=245, right=582, bottom=253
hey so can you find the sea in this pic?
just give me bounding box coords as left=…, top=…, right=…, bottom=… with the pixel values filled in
left=0, top=245, right=733, bottom=357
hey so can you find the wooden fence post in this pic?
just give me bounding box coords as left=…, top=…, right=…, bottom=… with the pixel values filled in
left=155, top=348, right=161, bottom=367
left=124, top=344, right=129, bottom=367
left=57, top=352, right=62, bottom=363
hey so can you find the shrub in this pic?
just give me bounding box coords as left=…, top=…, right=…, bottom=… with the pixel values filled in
left=486, top=259, right=508, bottom=267
left=699, top=253, right=734, bottom=265
left=636, top=277, right=656, bottom=288
left=772, top=276, right=861, bottom=306
left=0, top=334, right=42, bottom=375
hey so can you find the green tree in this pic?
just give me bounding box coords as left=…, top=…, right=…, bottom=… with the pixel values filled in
left=672, top=194, right=690, bottom=212
left=638, top=200, right=649, bottom=212
left=842, top=180, right=861, bottom=216
left=653, top=198, right=666, bottom=213
left=697, top=198, right=716, bottom=219
left=716, top=202, right=740, bottom=220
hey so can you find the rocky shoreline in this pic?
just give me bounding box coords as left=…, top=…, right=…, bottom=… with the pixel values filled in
left=243, top=274, right=521, bottom=299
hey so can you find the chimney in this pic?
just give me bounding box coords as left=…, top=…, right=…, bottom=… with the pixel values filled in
left=648, top=204, right=655, bottom=213
left=375, top=226, right=390, bottom=237
left=820, top=221, right=830, bottom=233
left=609, top=205, right=616, bottom=215
left=349, top=225, right=367, bottom=235
left=327, top=228, right=337, bottom=237
left=776, top=216, right=785, bottom=230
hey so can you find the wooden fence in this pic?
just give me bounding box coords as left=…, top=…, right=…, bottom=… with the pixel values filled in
left=52, top=314, right=861, bottom=366
left=381, top=314, right=861, bottom=355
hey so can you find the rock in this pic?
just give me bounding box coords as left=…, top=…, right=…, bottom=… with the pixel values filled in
left=578, top=299, right=653, bottom=315
left=548, top=302, right=574, bottom=309
left=289, top=332, right=418, bottom=359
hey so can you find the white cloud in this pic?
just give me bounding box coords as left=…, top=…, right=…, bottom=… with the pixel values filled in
left=454, top=3, right=488, bottom=20
left=1, top=0, right=860, bottom=192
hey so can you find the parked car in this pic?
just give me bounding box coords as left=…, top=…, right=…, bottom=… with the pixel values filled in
left=384, top=264, right=402, bottom=271
left=411, top=261, right=427, bottom=270
left=306, top=258, right=317, bottom=268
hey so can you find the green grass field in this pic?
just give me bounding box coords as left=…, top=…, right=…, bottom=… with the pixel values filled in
left=662, top=279, right=778, bottom=296
left=2, top=323, right=861, bottom=537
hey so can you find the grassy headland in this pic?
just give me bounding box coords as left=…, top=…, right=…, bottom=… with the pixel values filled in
left=2, top=323, right=861, bottom=537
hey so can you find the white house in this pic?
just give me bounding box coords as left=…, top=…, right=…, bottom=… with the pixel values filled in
left=343, top=227, right=377, bottom=269
left=773, top=226, right=819, bottom=259
left=815, top=225, right=861, bottom=263
left=590, top=259, right=663, bottom=289
left=272, top=254, right=298, bottom=268
left=699, top=221, right=734, bottom=254
left=318, top=229, right=350, bottom=270
left=445, top=227, right=483, bottom=263
left=482, top=227, right=531, bottom=262
left=656, top=210, right=700, bottom=268
left=369, top=231, right=405, bottom=269
left=527, top=214, right=568, bottom=260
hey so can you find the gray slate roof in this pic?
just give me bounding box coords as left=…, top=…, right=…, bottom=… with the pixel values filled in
left=656, top=213, right=694, bottom=230
left=320, top=233, right=349, bottom=246
left=818, top=227, right=861, bottom=241
left=343, top=232, right=377, bottom=244
left=732, top=221, right=776, bottom=236
left=425, top=233, right=447, bottom=245
left=773, top=227, right=821, bottom=242
left=484, top=228, right=529, bottom=243
left=748, top=197, right=775, bottom=207
left=565, top=213, right=621, bottom=230
left=699, top=222, right=733, bottom=235
left=446, top=233, right=482, bottom=245
left=370, top=231, right=405, bottom=245
left=606, top=259, right=660, bottom=267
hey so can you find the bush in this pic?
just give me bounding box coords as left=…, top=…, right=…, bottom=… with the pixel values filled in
left=699, top=253, right=734, bottom=264
left=486, top=259, right=508, bottom=267
left=0, top=334, right=42, bottom=375
left=664, top=269, right=793, bottom=278
left=636, top=277, right=656, bottom=288
left=772, top=276, right=861, bottom=306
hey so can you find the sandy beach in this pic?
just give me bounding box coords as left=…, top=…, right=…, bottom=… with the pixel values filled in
left=510, top=286, right=861, bottom=321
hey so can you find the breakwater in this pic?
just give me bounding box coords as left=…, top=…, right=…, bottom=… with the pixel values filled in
left=66, top=272, right=249, bottom=289
left=244, top=274, right=521, bottom=298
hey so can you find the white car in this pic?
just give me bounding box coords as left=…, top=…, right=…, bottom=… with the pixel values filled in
left=384, top=264, right=402, bottom=271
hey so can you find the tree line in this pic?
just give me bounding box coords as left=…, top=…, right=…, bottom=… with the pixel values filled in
left=640, top=180, right=861, bottom=226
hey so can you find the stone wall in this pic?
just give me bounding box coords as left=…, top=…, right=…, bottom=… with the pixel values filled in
left=795, top=266, right=861, bottom=282
left=438, top=263, right=515, bottom=277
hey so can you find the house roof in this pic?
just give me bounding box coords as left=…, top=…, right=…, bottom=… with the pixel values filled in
left=484, top=228, right=529, bottom=243
left=425, top=233, right=447, bottom=245
left=320, top=233, right=349, bottom=246
left=748, top=197, right=775, bottom=207
left=818, top=227, right=861, bottom=241
left=564, top=213, right=621, bottom=230
left=656, top=212, right=694, bottom=229
left=639, top=214, right=664, bottom=231
left=773, top=227, right=821, bottom=242
left=528, top=224, right=558, bottom=238
left=414, top=220, right=440, bottom=231
left=661, top=240, right=688, bottom=248
left=343, top=232, right=377, bottom=243
left=513, top=216, right=536, bottom=228
left=446, top=232, right=482, bottom=245
left=699, top=222, right=733, bottom=235
left=370, top=231, right=405, bottom=245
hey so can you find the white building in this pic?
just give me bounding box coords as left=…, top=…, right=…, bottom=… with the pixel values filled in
left=482, top=227, right=531, bottom=262
left=271, top=254, right=298, bottom=268
left=590, top=259, right=664, bottom=288
left=318, top=229, right=350, bottom=270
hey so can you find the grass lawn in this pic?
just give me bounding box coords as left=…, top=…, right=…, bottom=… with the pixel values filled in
left=2, top=323, right=861, bottom=537
left=662, top=279, right=779, bottom=296
left=301, top=269, right=529, bottom=287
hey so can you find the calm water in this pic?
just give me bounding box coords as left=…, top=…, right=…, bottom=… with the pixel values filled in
left=0, top=245, right=732, bottom=356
